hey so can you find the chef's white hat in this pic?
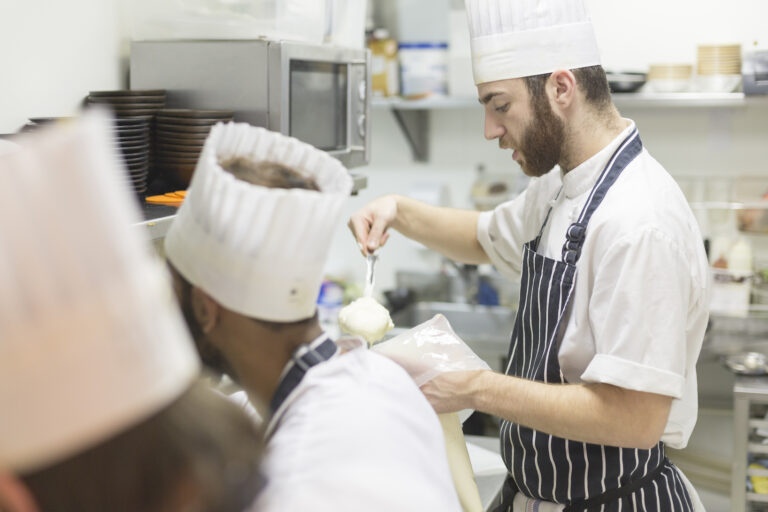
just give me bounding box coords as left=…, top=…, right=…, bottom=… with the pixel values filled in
left=165, top=123, right=352, bottom=323
left=465, top=0, right=602, bottom=84
left=0, top=111, right=200, bottom=473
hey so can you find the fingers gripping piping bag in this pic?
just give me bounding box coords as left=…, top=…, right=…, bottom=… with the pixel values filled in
left=338, top=250, right=394, bottom=344
left=373, top=314, right=489, bottom=512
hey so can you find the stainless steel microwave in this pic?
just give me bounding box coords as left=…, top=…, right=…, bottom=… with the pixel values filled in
left=130, top=40, right=370, bottom=168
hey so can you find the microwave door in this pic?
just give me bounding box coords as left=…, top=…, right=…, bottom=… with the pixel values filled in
left=289, top=60, right=349, bottom=152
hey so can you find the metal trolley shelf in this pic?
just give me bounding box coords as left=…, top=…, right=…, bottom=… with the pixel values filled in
left=733, top=377, right=768, bottom=511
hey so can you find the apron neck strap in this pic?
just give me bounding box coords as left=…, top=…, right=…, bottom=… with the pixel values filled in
left=561, top=128, right=643, bottom=265
left=269, top=337, right=338, bottom=414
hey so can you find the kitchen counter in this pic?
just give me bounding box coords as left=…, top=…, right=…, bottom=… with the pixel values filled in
left=135, top=202, right=178, bottom=240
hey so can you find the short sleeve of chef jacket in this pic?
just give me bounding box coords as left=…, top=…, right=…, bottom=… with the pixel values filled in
left=578, top=226, right=697, bottom=398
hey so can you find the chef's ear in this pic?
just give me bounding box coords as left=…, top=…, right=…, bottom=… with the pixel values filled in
left=548, top=69, right=577, bottom=110
left=0, top=472, right=39, bottom=512
left=190, top=287, right=221, bottom=334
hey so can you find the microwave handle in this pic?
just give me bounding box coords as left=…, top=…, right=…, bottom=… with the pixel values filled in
left=346, top=56, right=370, bottom=166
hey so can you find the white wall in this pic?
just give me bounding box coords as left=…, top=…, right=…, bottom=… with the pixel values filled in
left=0, top=0, right=125, bottom=133
left=587, top=0, right=768, bottom=71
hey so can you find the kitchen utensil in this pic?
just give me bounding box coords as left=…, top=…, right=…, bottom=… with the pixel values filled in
left=364, top=251, right=378, bottom=298
left=725, top=352, right=768, bottom=375
left=606, top=71, right=647, bottom=93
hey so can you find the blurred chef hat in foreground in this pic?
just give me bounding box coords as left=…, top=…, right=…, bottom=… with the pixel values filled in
left=465, top=0, right=602, bottom=84
left=165, top=123, right=352, bottom=322
left=0, top=111, right=200, bottom=473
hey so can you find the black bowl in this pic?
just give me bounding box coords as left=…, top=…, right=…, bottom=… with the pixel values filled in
left=606, top=72, right=647, bottom=93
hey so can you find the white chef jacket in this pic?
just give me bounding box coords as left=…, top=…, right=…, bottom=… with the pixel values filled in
left=251, top=338, right=462, bottom=512
left=477, top=120, right=710, bottom=450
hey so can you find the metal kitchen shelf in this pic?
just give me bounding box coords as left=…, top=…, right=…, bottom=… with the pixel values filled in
left=747, top=443, right=768, bottom=455
left=373, top=93, right=768, bottom=162
left=133, top=173, right=368, bottom=240
left=746, top=492, right=768, bottom=503
left=733, top=376, right=768, bottom=512
left=372, top=92, right=768, bottom=110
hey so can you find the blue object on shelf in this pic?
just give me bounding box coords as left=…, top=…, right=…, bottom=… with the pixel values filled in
left=477, top=278, right=499, bottom=306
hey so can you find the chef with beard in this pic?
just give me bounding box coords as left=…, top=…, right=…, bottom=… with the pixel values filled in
left=348, top=0, right=709, bottom=510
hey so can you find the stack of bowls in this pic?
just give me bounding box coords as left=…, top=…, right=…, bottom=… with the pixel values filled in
left=696, top=44, right=742, bottom=92
left=154, top=109, right=234, bottom=188
left=645, top=64, right=693, bottom=93
left=109, top=118, right=152, bottom=195
left=84, top=90, right=166, bottom=197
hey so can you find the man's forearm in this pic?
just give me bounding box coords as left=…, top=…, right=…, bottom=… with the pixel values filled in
left=470, top=371, right=672, bottom=449
left=391, top=195, right=490, bottom=264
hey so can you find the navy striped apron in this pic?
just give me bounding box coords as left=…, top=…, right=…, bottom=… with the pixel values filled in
left=494, top=129, right=694, bottom=511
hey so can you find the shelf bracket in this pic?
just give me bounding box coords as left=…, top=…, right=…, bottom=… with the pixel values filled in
left=390, top=108, right=429, bottom=162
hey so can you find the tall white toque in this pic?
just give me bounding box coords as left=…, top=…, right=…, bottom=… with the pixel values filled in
left=165, top=123, right=353, bottom=323
left=0, top=111, right=200, bottom=473
left=465, top=0, right=602, bottom=84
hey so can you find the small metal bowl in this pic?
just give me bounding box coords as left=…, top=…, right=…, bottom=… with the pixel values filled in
left=725, top=352, right=768, bottom=375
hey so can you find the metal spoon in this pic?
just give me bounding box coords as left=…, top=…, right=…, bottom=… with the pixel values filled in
left=364, top=251, right=378, bottom=298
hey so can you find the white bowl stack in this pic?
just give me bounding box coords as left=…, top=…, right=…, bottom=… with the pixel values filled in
left=645, top=64, right=693, bottom=93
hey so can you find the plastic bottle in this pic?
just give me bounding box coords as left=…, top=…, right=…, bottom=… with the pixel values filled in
left=399, top=42, right=449, bottom=99
left=729, top=238, right=753, bottom=273
left=470, top=164, right=489, bottom=211
left=317, top=280, right=344, bottom=339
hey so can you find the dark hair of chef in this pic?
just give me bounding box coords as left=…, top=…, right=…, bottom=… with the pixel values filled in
left=17, top=382, right=265, bottom=512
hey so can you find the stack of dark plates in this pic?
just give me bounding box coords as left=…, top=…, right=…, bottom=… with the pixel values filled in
left=84, top=90, right=166, bottom=197
left=155, top=109, right=234, bottom=188
left=110, top=118, right=151, bottom=196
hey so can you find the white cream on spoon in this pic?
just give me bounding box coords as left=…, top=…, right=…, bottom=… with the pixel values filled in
left=338, top=250, right=394, bottom=344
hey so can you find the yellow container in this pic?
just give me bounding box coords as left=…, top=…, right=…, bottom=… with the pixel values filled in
left=369, top=29, right=399, bottom=97
left=750, top=463, right=768, bottom=494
